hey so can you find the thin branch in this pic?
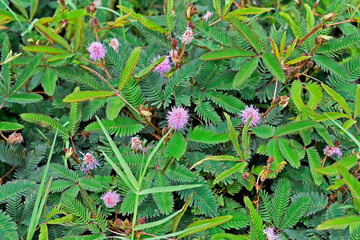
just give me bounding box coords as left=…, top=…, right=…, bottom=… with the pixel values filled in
left=0, top=165, right=17, bottom=183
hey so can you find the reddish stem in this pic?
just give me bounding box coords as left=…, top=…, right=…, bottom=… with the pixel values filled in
left=0, top=165, right=17, bottom=183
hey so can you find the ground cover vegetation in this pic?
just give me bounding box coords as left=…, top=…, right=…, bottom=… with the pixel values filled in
left=0, top=0, right=360, bottom=239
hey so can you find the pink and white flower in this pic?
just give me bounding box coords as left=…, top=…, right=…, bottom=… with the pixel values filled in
left=109, top=38, right=120, bottom=52
left=179, top=27, right=194, bottom=45
left=167, top=106, right=189, bottom=130
left=7, top=132, right=23, bottom=145
left=169, top=49, right=179, bottom=63
left=79, top=152, right=100, bottom=173
left=101, top=190, right=120, bottom=208
left=263, top=226, right=279, bottom=240
left=87, top=41, right=106, bottom=61
left=239, top=105, right=261, bottom=127
left=323, top=145, right=342, bottom=157
left=202, top=11, right=213, bottom=22
left=130, top=136, right=143, bottom=151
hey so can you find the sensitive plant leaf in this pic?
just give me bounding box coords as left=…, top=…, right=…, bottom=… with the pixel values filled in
left=11, top=53, right=43, bottom=93
left=187, top=126, right=230, bottom=144
left=337, top=164, right=360, bottom=202
left=213, top=162, right=248, bottom=185
left=0, top=210, right=18, bottom=240
left=227, top=7, right=270, bottom=17
left=139, top=184, right=202, bottom=195
left=178, top=215, right=233, bottom=239
left=316, top=154, right=358, bottom=176
left=164, top=132, right=187, bottom=160
left=35, top=23, right=71, bottom=50
left=285, top=56, right=312, bottom=65
left=106, top=96, right=125, bottom=120
left=6, top=93, right=43, bottom=104
left=84, top=117, right=143, bottom=137
left=233, top=57, right=259, bottom=88
left=200, top=48, right=256, bottom=61
left=244, top=196, right=265, bottom=240
left=271, top=178, right=291, bottom=228
left=23, top=46, right=70, bottom=54
left=322, top=84, right=352, bottom=116
left=30, top=0, right=38, bottom=19
left=313, top=55, right=350, bottom=82
left=280, top=197, right=310, bottom=229
left=306, top=148, right=323, bottom=185
left=278, top=138, right=300, bottom=168
left=119, top=47, right=141, bottom=90
left=316, top=215, right=360, bottom=231
left=63, top=91, right=115, bottom=102
left=223, top=0, right=233, bottom=15
left=262, top=52, right=286, bottom=83
left=213, top=0, right=222, bottom=16
left=224, top=113, right=244, bottom=159
left=42, top=68, right=57, bottom=96
left=355, top=84, right=360, bottom=118
left=190, top=155, right=243, bottom=170
left=0, top=122, right=23, bottom=132
left=304, top=4, right=314, bottom=31
left=20, top=113, right=69, bottom=138
left=152, top=172, right=174, bottom=214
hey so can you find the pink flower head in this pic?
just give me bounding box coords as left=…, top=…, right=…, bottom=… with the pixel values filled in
left=202, top=11, right=213, bottom=22
left=92, top=0, right=101, bottom=6
left=239, top=105, right=261, bottom=127
left=130, top=136, right=143, bottom=151
left=7, top=132, right=23, bottom=145
left=87, top=41, right=106, bottom=61
left=109, top=38, right=120, bottom=52
left=167, top=106, right=189, bottom=130
left=152, top=55, right=171, bottom=75
left=79, top=152, right=100, bottom=173
left=101, top=190, right=120, bottom=208
left=323, top=145, right=342, bottom=157
left=179, top=27, right=194, bottom=45
left=263, top=226, right=279, bottom=240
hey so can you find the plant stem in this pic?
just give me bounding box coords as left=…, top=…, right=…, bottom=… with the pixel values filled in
left=0, top=100, right=5, bottom=110
left=131, top=193, right=140, bottom=240
left=0, top=165, right=17, bottom=184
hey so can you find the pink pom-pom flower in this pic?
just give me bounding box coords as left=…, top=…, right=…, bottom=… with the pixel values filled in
left=167, top=106, right=189, bottom=130
left=239, top=105, right=261, bottom=127
left=202, top=11, right=213, bottom=22
left=109, top=38, right=120, bottom=52
left=101, top=190, right=120, bottom=208
left=152, top=55, right=171, bottom=75
left=263, top=226, right=279, bottom=240
left=87, top=41, right=106, bottom=61
left=130, top=136, right=143, bottom=151
left=79, top=152, right=100, bottom=173
left=179, top=27, right=194, bottom=45
left=7, top=132, right=23, bottom=145
left=323, top=145, right=342, bottom=157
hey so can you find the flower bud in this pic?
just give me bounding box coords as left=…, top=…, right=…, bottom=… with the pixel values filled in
left=260, top=168, right=270, bottom=182
left=188, top=22, right=195, bottom=29
left=279, top=96, right=290, bottom=108
left=91, top=18, right=100, bottom=28
left=171, top=38, right=178, bottom=49
left=306, top=61, right=314, bottom=68
left=137, top=217, right=145, bottom=225
left=268, top=156, right=274, bottom=164
left=242, top=172, right=249, bottom=181
left=323, top=13, right=334, bottom=22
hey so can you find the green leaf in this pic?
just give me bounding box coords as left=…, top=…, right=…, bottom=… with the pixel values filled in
left=251, top=125, right=275, bottom=138
left=6, top=93, right=43, bottom=104
left=134, top=56, right=165, bottom=80
left=316, top=215, right=360, bottom=231
left=0, top=180, right=36, bottom=203
left=278, top=138, right=300, bottom=168
left=314, top=124, right=333, bottom=147
left=276, top=120, right=316, bottom=136
left=165, top=0, right=175, bottom=32
left=119, top=47, right=141, bottom=90
left=10, top=0, right=28, bottom=19
left=316, top=154, right=358, bottom=176
left=190, top=155, right=243, bottom=170
left=63, top=91, right=115, bottom=102
left=200, top=48, right=256, bottom=61
left=322, top=84, right=352, bottom=116
left=96, top=116, right=138, bottom=191
left=313, top=55, right=350, bottom=82
left=178, top=215, right=233, bottom=239
left=42, top=68, right=57, bottom=96
left=23, top=46, right=69, bottom=54
left=30, top=0, right=38, bottom=19
left=213, top=0, right=222, bottom=16
left=304, top=4, right=314, bottom=31
left=285, top=55, right=312, bottom=65
left=306, top=148, right=323, bottom=185
left=223, top=0, right=233, bottom=15
left=11, top=53, right=43, bottom=93
left=79, top=178, right=102, bottom=192
left=280, top=197, right=310, bottom=229
left=35, top=23, right=71, bottom=50
left=227, top=7, right=270, bottom=17
left=69, top=87, right=81, bottom=136
left=224, top=113, right=244, bottom=159
left=134, top=209, right=182, bottom=231
left=0, top=210, right=18, bottom=240
left=106, top=96, right=125, bottom=120
left=140, top=184, right=202, bottom=195
left=337, top=164, right=360, bottom=203
left=229, top=16, right=264, bottom=54
left=262, top=52, right=286, bottom=83
left=233, top=57, right=259, bottom=88
left=172, top=193, right=193, bottom=233
left=213, top=162, right=248, bottom=185
left=188, top=126, right=230, bottom=144
left=279, top=12, right=300, bottom=38
left=195, top=101, right=221, bottom=124
left=84, top=116, right=143, bottom=137
left=0, top=122, right=24, bottom=132
left=244, top=196, right=265, bottom=240
left=152, top=171, right=174, bottom=214
left=20, top=113, right=69, bottom=138
left=271, top=178, right=291, bottom=228
left=164, top=132, right=187, bottom=160
left=267, top=138, right=284, bottom=173
left=354, top=84, right=360, bottom=118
